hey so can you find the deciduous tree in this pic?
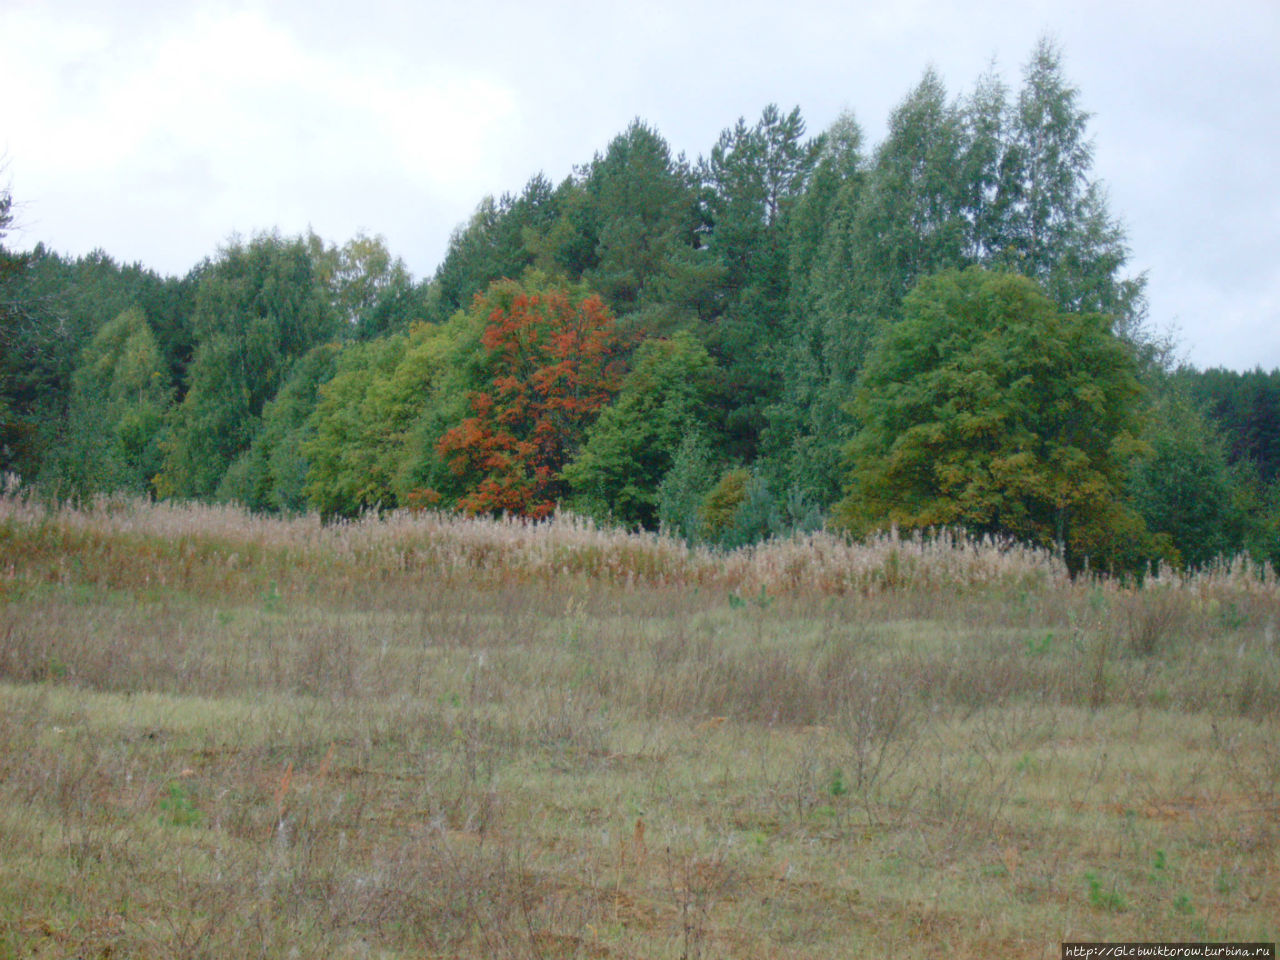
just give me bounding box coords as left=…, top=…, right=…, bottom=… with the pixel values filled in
left=836, top=267, right=1157, bottom=571
left=54, top=307, right=172, bottom=499
left=432, top=276, right=625, bottom=518
left=157, top=233, right=338, bottom=499
left=563, top=330, right=714, bottom=527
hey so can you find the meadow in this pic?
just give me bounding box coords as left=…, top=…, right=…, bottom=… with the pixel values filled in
left=1, top=491, right=1277, bottom=959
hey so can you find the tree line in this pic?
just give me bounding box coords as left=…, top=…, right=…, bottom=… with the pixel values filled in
left=1, top=40, right=1276, bottom=572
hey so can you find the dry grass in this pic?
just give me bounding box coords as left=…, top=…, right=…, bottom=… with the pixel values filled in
left=0, top=490, right=1277, bottom=958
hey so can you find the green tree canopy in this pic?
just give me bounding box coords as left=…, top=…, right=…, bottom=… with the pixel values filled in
left=1176, top=366, right=1280, bottom=482
left=309, top=232, right=422, bottom=339
left=157, top=232, right=339, bottom=499
left=0, top=187, right=33, bottom=473
left=765, top=112, right=868, bottom=503
left=1, top=241, right=189, bottom=482
left=218, top=342, right=343, bottom=513
left=426, top=175, right=562, bottom=325
left=1127, top=389, right=1245, bottom=569
left=55, top=307, right=173, bottom=499
left=996, top=39, right=1145, bottom=325
left=836, top=267, right=1156, bottom=571
left=563, top=330, right=714, bottom=528
left=700, top=104, right=820, bottom=461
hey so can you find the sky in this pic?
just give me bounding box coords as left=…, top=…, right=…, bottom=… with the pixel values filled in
left=1, top=0, right=1277, bottom=371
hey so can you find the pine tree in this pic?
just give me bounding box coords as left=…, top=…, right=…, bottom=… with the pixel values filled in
left=701, top=104, right=820, bottom=461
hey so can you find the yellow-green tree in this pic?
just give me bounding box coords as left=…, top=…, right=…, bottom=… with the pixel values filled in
left=563, top=330, right=714, bottom=527
left=59, top=307, right=173, bottom=498
left=836, top=267, right=1160, bottom=572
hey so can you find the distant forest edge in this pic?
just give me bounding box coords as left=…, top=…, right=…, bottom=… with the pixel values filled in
left=1, top=39, right=1277, bottom=574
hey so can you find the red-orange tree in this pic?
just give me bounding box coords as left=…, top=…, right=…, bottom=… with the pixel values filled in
left=436, top=277, right=626, bottom=518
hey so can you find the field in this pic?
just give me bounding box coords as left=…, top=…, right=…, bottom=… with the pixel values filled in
left=1, top=492, right=1278, bottom=959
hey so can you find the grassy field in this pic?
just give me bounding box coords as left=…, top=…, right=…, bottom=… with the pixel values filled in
left=1, top=492, right=1278, bottom=959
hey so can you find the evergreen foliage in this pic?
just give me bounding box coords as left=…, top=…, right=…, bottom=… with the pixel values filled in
left=701, top=104, right=820, bottom=462
left=656, top=429, right=720, bottom=541
left=1128, top=389, right=1246, bottom=568
left=1177, top=366, right=1280, bottom=481
left=427, top=176, right=561, bottom=325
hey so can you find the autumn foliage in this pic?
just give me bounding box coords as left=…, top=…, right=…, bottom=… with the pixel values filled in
left=436, top=279, right=625, bottom=518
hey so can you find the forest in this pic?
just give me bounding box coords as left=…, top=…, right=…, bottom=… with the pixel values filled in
left=2, top=39, right=1277, bottom=574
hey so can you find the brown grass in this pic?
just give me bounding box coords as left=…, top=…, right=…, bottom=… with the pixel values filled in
left=0, top=490, right=1277, bottom=957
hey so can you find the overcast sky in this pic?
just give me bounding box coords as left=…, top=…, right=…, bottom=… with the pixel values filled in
left=2, top=0, right=1277, bottom=370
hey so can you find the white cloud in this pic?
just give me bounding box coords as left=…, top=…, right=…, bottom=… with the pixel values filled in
left=2, top=4, right=518, bottom=271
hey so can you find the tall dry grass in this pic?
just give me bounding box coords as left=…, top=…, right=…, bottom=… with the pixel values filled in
left=1, top=488, right=1277, bottom=958
left=4, top=487, right=1274, bottom=599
